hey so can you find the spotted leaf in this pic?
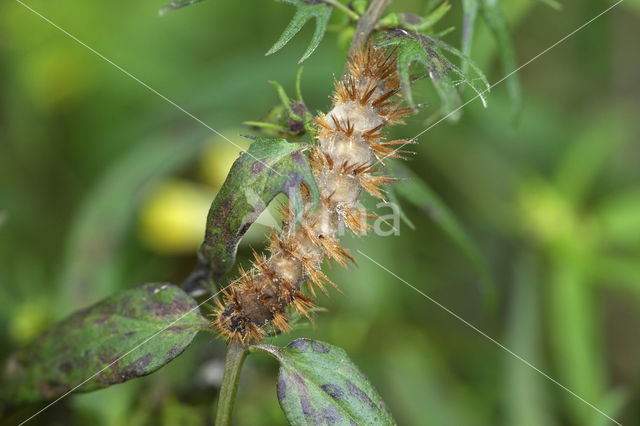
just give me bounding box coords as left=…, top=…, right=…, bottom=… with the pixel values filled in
left=0, top=283, right=208, bottom=408
left=254, top=339, right=395, bottom=425
left=186, top=137, right=319, bottom=292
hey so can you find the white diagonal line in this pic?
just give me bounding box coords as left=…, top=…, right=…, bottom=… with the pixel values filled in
left=18, top=283, right=232, bottom=425
left=357, top=250, right=622, bottom=426
left=377, top=0, right=623, bottom=165
left=15, top=0, right=282, bottom=176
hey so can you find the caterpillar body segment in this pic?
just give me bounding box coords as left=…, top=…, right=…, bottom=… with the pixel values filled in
left=213, top=46, right=411, bottom=344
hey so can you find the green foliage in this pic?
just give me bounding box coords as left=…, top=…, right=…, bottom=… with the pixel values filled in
left=379, top=2, right=451, bottom=32
left=389, top=161, right=495, bottom=301
left=253, top=339, right=394, bottom=425
left=479, top=0, right=521, bottom=120
left=555, top=114, right=625, bottom=204
left=503, top=255, right=553, bottom=426
left=158, top=0, right=205, bottom=16
left=58, top=135, right=205, bottom=313
left=462, top=0, right=522, bottom=120
left=3, top=0, right=637, bottom=424
left=378, top=29, right=489, bottom=117
left=461, top=0, right=479, bottom=75
left=537, top=0, right=562, bottom=10
left=266, top=0, right=333, bottom=64
left=244, top=76, right=314, bottom=138
left=196, top=137, right=319, bottom=289
left=597, top=190, right=640, bottom=249
left=0, top=283, right=207, bottom=407
left=515, top=113, right=632, bottom=425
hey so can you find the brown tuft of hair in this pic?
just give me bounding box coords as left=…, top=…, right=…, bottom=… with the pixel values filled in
left=211, top=44, right=414, bottom=345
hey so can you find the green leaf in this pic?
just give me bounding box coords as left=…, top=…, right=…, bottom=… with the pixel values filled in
left=58, top=134, right=204, bottom=315
left=385, top=183, right=415, bottom=230
left=549, top=258, right=606, bottom=425
left=1, top=283, right=208, bottom=407
left=266, top=0, right=333, bottom=64
left=253, top=339, right=395, bottom=425
left=158, top=0, right=205, bottom=16
left=596, top=189, right=640, bottom=249
left=352, top=0, right=367, bottom=15
left=379, top=3, right=451, bottom=33
left=479, top=0, right=521, bottom=120
left=378, top=29, right=489, bottom=117
left=194, top=137, right=319, bottom=289
left=537, top=0, right=562, bottom=10
left=432, top=79, right=463, bottom=122
left=555, top=114, right=627, bottom=204
left=420, top=2, right=452, bottom=30
left=590, top=256, right=640, bottom=295
left=503, top=254, right=553, bottom=426
left=588, top=389, right=628, bottom=426
left=388, top=162, right=495, bottom=303
left=461, top=0, right=479, bottom=75
left=244, top=79, right=312, bottom=138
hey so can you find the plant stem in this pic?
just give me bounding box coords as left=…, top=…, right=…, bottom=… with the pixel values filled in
left=342, top=0, right=390, bottom=78
left=323, top=0, right=360, bottom=21
left=214, top=342, right=249, bottom=426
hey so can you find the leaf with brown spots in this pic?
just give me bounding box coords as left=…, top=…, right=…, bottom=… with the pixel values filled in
left=253, top=338, right=395, bottom=425
left=0, top=283, right=208, bottom=408
left=186, top=137, right=319, bottom=293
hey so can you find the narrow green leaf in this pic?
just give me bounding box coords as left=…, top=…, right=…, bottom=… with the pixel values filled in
left=588, top=389, right=628, bottom=426
left=1, top=283, right=207, bottom=407
left=385, top=183, right=415, bottom=230
left=269, top=80, right=301, bottom=121
left=378, top=331, right=474, bottom=424
left=58, top=134, right=204, bottom=315
left=596, top=189, right=640, bottom=249
left=420, top=1, right=451, bottom=31
left=432, top=79, right=463, bottom=122
left=388, top=162, right=495, bottom=301
left=503, top=254, right=553, bottom=426
left=352, top=0, right=367, bottom=15
left=244, top=120, right=291, bottom=135
left=555, top=114, right=627, bottom=204
left=266, top=0, right=333, bottom=64
left=590, top=256, right=640, bottom=295
left=194, top=137, right=319, bottom=290
left=378, top=12, right=400, bottom=27
left=590, top=256, right=640, bottom=294
left=479, top=0, right=521, bottom=120
left=461, top=0, right=479, bottom=76
left=158, top=0, right=204, bottom=15
left=378, top=29, right=489, bottom=116
left=255, top=79, right=312, bottom=138
left=430, top=37, right=490, bottom=94
left=295, top=66, right=305, bottom=103
left=379, top=3, right=451, bottom=33
left=537, top=0, right=562, bottom=10
left=423, top=0, right=445, bottom=14
left=253, top=339, right=395, bottom=425
left=549, top=259, right=606, bottom=424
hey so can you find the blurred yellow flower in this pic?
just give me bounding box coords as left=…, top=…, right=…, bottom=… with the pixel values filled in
left=10, top=301, right=49, bottom=345
left=199, top=136, right=250, bottom=188
left=138, top=179, right=215, bottom=255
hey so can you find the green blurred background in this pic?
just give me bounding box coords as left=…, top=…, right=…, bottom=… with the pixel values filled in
left=1, top=0, right=639, bottom=424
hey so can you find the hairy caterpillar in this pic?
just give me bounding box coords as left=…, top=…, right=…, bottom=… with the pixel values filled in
left=213, top=46, right=412, bottom=344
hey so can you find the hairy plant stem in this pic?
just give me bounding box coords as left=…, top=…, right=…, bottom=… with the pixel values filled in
left=342, top=0, right=390, bottom=78
left=214, top=342, right=248, bottom=426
